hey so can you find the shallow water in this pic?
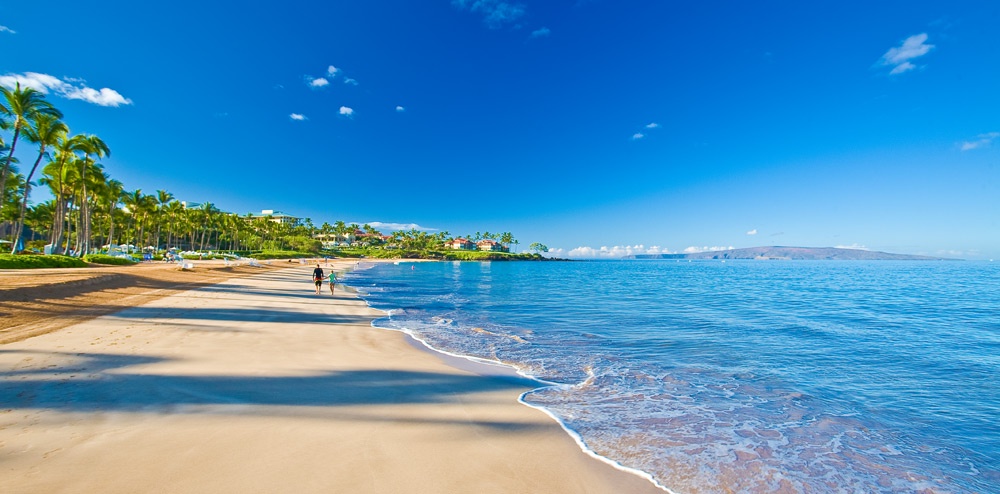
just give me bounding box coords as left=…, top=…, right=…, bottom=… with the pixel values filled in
left=344, top=260, right=999, bottom=493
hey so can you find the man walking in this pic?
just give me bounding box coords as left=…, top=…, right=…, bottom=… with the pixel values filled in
left=312, top=264, right=325, bottom=295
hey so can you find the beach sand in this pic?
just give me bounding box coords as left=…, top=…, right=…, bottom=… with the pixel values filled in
left=0, top=261, right=662, bottom=493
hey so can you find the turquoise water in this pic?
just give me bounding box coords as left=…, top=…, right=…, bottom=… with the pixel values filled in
left=344, top=260, right=999, bottom=493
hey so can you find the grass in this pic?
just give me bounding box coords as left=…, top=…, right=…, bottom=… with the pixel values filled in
left=0, top=254, right=88, bottom=269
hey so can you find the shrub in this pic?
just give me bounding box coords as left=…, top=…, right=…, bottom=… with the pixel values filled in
left=83, top=254, right=138, bottom=265
left=0, top=254, right=88, bottom=269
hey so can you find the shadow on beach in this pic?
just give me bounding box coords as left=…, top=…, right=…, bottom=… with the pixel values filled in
left=0, top=349, right=540, bottom=432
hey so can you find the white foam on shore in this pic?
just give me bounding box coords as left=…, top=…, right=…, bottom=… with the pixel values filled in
left=342, top=271, right=673, bottom=493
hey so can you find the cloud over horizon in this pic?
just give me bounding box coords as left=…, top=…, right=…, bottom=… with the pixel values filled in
left=879, top=33, right=934, bottom=75
left=683, top=246, right=734, bottom=253
left=0, top=72, right=131, bottom=107
left=549, top=244, right=669, bottom=259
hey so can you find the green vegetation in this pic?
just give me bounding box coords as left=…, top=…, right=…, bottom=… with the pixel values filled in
left=0, top=253, right=87, bottom=269
left=327, top=247, right=546, bottom=261
left=1, top=85, right=551, bottom=264
left=250, top=250, right=317, bottom=260
left=82, top=253, right=137, bottom=265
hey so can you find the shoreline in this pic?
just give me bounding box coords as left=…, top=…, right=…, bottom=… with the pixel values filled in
left=347, top=265, right=672, bottom=493
left=0, top=261, right=663, bottom=493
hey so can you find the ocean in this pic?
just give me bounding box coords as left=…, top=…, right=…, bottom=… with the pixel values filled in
left=342, top=260, right=999, bottom=493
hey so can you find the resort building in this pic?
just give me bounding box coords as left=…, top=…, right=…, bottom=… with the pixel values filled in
left=249, top=209, right=301, bottom=226
left=448, top=238, right=477, bottom=250
left=476, top=239, right=509, bottom=252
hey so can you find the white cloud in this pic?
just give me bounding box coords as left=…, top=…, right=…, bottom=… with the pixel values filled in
left=554, top=245, right=668, bottom=259
left=683, top=246, right=733, bottom=254
left=879, top=33, right=933, bottom=75
left=889, top=61, right=916, bottom=75
left=289, top=113, right=307, bottom=121
left=835, top=244, right=869, bottom=251
left=959, top=132, right=1000, bottom=151
left=0, top=71, right=131, bottom=107
left=396, top=106, right=405, bottom=112
left=339, top=106, right=354, bottom=117
left=0, top=25, right=15, bottom=34
left=631, top=133, right=645, bottom=140
left=343, top=78, right=358, bottom=86
left=309, top=77, right=329, bottom=87
left=746, top=229, right=758, bottom=235
left=645, top=122, right=660, bottom=129
left=365, top=222, right=437, bottom=232
left=452, top=0, right=526, bottom=29
left=530, top=27, right=551, bottom=39
left=327, top=65, right=339, bottom=76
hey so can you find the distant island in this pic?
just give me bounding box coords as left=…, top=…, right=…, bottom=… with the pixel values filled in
left=624, top=246, right=953, bottom=261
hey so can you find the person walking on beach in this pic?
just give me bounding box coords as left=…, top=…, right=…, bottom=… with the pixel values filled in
left=328, top=271, right=337, bottom=295
left=312, top=264, right=325, bottom=295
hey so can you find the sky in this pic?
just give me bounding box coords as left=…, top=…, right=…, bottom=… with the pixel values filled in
left=2, top=1, right=998, bottom=259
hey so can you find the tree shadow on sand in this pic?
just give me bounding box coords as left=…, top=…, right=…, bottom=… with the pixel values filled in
left=0, top=350, right=543, bottom=422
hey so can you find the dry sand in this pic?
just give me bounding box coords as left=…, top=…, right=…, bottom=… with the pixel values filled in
left=1, top=261, right=662, bottom=493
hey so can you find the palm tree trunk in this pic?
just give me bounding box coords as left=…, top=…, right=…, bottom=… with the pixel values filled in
left=0, top=126, right=22, bottom=214
left=10, top=150, right=47, bottom=253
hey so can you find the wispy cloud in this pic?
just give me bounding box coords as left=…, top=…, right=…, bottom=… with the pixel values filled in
left=746, top=229, right=758, bottom=236
left=0, top=25, right=15, bottom=34
left=835, top=243, right=869, bottom=251
left=631, top=133, right=645, bottom=140
left=959, top=132, right=999, bottom=151
left=343, top=77, right=358, bottom=86
left=308, top=77, right=329, bottom=88
left=530, top=27, right=550, bottom=39
left=289, top=113, right=307, bottom=121
left=683, top=246, right=733, bottom=254
left=0, top=72, right=131, bottom=107
left=327, top=65, right=339, bottom=77
left=645, top=122, right=660, bottom=129
left=396, top=106, right=406, bottom=112
left=549, top=244, right=668, bottom=259
left=879, top=33, right=934, bottom=75
left=339, top=106, right=354, bottom=117
left=452, top=0, right=526, bottom=29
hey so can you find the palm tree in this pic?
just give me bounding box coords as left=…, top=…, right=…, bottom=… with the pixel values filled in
left=153, top=190, right=173, bottom=249
left=39, top=142, right=79, bottom=254
left=101, top=179, right=125, bottom=248
left=0, top=82, right=63, bottom=216
left=70, top=134, right=110, bottom=256
left=121, top=189, right=144, bottom=249
left=11, top=113, right=68, bottom=253
left=163, top=200, right=183, bottom=249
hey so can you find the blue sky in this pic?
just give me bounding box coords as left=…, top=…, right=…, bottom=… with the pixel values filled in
left=2, top=1, right=998, bottom=259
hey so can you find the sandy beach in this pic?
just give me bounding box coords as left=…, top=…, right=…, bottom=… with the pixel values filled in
left=1, top=261, right=661, bottom=493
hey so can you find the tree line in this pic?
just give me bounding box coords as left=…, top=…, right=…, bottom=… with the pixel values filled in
left=1, top=83, right=544, bottom=256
